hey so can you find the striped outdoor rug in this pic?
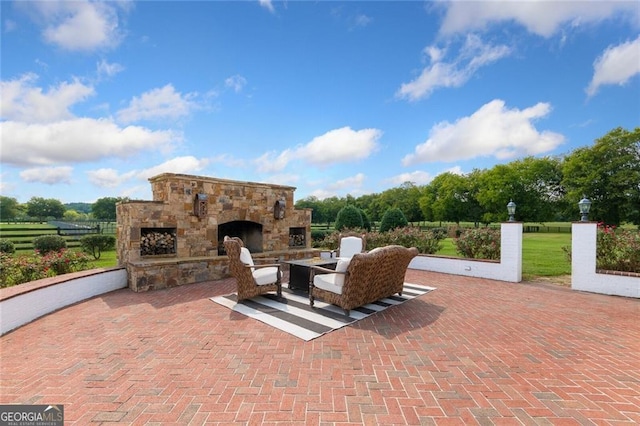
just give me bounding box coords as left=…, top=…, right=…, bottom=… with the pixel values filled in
left=210, top=283, right=435, bottom=341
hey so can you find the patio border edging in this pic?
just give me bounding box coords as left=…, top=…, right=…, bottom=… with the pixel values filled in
left=571, top=222, right=640, bottom=298
left=410, top=222, right=523, bottom=282
left=0, top=267, right=128, bottom=336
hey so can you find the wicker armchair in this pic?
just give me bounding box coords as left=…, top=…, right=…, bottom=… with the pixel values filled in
left=310, top=245, right=418, bottom=315
left=333, top=232, right=366, bottom=259
left=223, top=236, right=282, bottom=301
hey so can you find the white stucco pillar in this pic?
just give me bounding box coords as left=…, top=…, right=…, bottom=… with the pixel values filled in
left=571, top=222, right=598, bottom=290
left=501, top=222, right=523, bottom=282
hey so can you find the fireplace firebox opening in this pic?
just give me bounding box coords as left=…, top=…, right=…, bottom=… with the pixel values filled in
left=218, top=220, right=263, bottom=254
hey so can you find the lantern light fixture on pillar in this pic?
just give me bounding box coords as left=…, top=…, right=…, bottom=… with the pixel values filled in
left=507, top=200, right=516, bottom=222
left=578, top=196, right=591, bottom=222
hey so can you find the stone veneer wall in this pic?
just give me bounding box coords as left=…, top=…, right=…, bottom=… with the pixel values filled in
left=116, top=173, right=313, bottom=291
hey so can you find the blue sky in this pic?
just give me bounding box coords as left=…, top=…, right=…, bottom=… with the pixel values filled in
left=1, top=1, right=639, bottom=205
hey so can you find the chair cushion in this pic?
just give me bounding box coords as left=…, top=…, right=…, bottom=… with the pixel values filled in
left=313, top=273, right=344, bottom=294
left=252, top=267, right=279, bottom=286
left=339, top=236, right=363, bottom=259
left=335, top=258, right=350, bottom=274
left=240, top=247, right=255, bottom=271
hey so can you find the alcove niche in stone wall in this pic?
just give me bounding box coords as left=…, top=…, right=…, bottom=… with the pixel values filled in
left=140, top=227, right=177, bottom=256
left=289, top=227, right=306, bottom=248
left=218, top=221, right=263, bottom=254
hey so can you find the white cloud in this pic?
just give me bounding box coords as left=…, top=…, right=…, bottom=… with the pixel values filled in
left=87, top=168, right=136, bottom=188
left=296, top=127, right=382, bottom=166
left=117, top=84, right=197, bottom=124
left=353, top=14, right=373, bottom=28
left=1, top=119, right=179, bottom=166
left=25, top=0, right=125, bottom=51
left=20, top=166, right=73, bottom=184
left=210, top=154, right=246, bottom=168
left=387, top=170, right=434, bottom=186
left=259, top=0, right=275, bottom=13
left=253, top=126, right=381, bottom=173
left=86, top=157, right=210, bottom=188
left=207, top=154, right=243, bottom=169
left=305, top=173, right=367, bottom=200
left=135, top=156, right=210, bottom=180
left=0, top=173, right=16, bottom=195
left=444, top=166, right=464, bottom=176
left=97, top=59, right=124, bottom=79
left=225, top=75, right=247, bottom=93
left=327, top=173, right=366, bottom=191
left=0, top=73, right=95, bottom=123
left=397, top=35, right=511, bottom=101
left=586, top=35, right=640, bottom=97
left=402, top=99, right=565, bottom=166
left=254, top=150, right=294, bottom=173
left=309, top=188, right=335, bottom=200
left=439, top=1, right=638, bottom=38
left=263, top=173, right=300, bottom=187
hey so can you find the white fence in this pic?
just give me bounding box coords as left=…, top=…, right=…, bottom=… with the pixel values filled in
left=410, top=222, right=523, bottom=283
left=571, top=222, right=639, bottom=298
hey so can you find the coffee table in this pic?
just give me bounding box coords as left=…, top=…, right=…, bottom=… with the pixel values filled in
left=285, top=257, right=338, bottom=291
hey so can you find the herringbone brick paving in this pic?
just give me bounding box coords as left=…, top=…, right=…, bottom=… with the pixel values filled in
left=1, top=270, right=638, bottom=425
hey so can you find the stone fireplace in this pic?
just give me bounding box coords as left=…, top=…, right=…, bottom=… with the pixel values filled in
left=116, top=173, right=314, bottom=291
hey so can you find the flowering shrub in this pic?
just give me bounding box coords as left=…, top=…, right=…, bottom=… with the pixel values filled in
left=596, top=223, right=640, bottom=273
left=42, top=249, right=91, bottom=275
left=314, top=226, right=444, bottom=255
left=0, top=249, right=92, bottom=288
left=33, top=235, right=67, bottom=254
left=454, top=228, right=501, bottom=260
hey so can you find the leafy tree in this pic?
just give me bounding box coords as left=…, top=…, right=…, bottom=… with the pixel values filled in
left=379, top=207, right=408, bottom=232
left=0, top=196, right=20, bottom=220
left=92, top=197, right=128, bottom=220
left=507, top=156, right=564, bottom=223
left=353, top=193, right=378, bottom=222
left=64, top=202, right=92, bottom=214
left=474, top=166, right=520, bottom=223
left=26, top=197, right=66, bottom=220
left=295, top=196, right=329, bottom=224
left=63, top=209, right=84, bottom=221
left=377, top=182, right=423, bottom=223
left=80, top=235, right=116, bottom=260
left=358, top=208, right=372, bottom=232
left=323, top=196, right=347, bottom=226
left=334, top=205, right=363, bottom=230
left=422, top=172, right=478, bottom=225
left=562, top=127, right=640, bottom=225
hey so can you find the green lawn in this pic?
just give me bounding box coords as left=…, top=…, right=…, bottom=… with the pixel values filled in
left=89, top=250, right=118, bottom=269
left=521, top=233, right=571, bottom=278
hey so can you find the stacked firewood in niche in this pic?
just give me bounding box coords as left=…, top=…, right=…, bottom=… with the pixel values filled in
left=289, top=233, right=305, bottom=247
left=141, top=231, right=177, bottom=256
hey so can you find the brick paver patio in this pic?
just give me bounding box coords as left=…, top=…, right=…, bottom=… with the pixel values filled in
left=1, top=270, right=638, bottom=425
